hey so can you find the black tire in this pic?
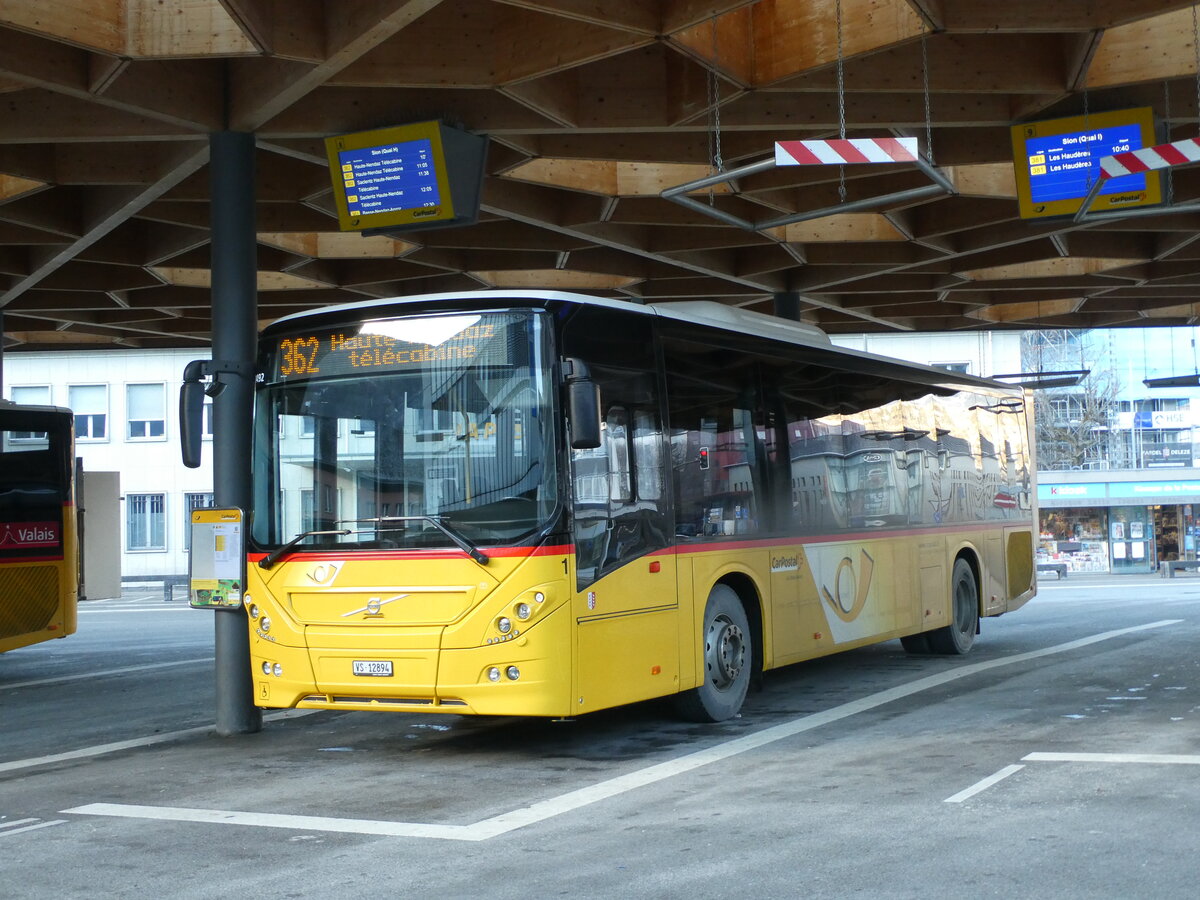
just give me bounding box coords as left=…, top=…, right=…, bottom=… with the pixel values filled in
left=900, top=632, right=933, bottom=654
left=674, top=584, right=752, bottom=722
left=928, top=558, right=978, bottom=655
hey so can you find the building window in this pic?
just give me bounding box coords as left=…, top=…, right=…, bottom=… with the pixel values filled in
left=203, top=401, right=214, bottom=439
left=7, top=385, right=51, bottom=440
left=933, top=361, right=970, bottom=374
left=69, top=384, right=108, bottom=441
left=127, top=493, right=166, bottom=551
left=183, top=492, right=215, bottom=551
left=127, top=382, right=166, bottom=440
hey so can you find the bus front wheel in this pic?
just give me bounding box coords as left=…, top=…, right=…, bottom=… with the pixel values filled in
left=674, top=584, right=752, bottom=722
left=928, top=558, right=978, bottom=655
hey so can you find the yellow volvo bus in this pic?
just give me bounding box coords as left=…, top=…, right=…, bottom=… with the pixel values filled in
left=0, top=401, right=78, bottom=653
left=219, top=291, right=1035, bottom=721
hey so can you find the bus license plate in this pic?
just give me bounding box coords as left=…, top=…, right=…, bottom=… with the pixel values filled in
left=352, top=660, right=393, bottom=677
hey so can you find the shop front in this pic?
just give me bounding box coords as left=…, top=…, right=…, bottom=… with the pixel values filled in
left=1038, top=475, right=1200, bottom=574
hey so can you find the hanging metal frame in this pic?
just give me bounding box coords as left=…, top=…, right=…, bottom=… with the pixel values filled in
left=663, top=13, right=954, bottom=232
left=1075, top=3, right=1200, bottom=223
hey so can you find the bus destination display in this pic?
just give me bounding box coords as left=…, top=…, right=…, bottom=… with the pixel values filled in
left=1024, top=123, right=1144, bottom=203
left=337, top=138, right=443, bottom=218
left=272, top=317, right=504, bottom=381
left=1010, top=107, right=1161, bottom=218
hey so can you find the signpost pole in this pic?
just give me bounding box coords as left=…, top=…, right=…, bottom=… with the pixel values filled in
left=209, top=131, right=262, bottom=736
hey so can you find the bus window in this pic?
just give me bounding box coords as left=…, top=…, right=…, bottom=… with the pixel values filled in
left=570, top=369, right=669, bottom=588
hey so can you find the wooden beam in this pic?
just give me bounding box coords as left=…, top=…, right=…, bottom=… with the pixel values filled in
left=749, top=0, right=925, bottom=86
left=217, top=0, right=275, bottom=54
left=228, top=0, right=447, bottom=131
left=1087, top=7, right=1200, bottom=89
left=766, top=34, right=1067, bottom=95
left=0, top=0, right=124, bottom=54
left=0, top=141, right=208, bottom=308
left=125, top=0, right=257, bottom=58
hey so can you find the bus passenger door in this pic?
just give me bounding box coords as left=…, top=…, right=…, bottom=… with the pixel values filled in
left=563, top=311, right=677, bottom=714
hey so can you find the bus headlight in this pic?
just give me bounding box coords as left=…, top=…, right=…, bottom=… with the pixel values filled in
left=262, top=661, right=271, bottom=675
left=487, top=667, right=501, bottom=682
left=497, top=616, right=512, bottom=634
left=259, top=616, right=271, bottom=633
left=506, top=666, right=521, bottom=681
left=272, top=663, right=283, bottom=677
left=515, top=602, right=532, bottom=620
left=534, top=591, right=545, bottom=604
left=248, top=604, right=259, bottom=620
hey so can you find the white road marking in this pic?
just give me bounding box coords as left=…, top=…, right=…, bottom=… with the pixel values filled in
left=944, top=764, right=1025, bottom=803
left=0, top=819, right=67, bottom=837
left=62, top=804, right=473, bottom=840
left=1024, top=751, right=1200, bottom=765
left=1, top=658, right=213, bottom=691
left=62, top=619, right=1182, bottom=841
left=0, top=818, right=39, bottom=830
left=0, top=710, right=316, bottom=776
left=78, top=608, right=193, bottom=614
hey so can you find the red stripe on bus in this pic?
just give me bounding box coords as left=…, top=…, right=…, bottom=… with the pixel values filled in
left=247, top=544, right=574, bottom=563
left=0, top=554, right=66, bottom=566
left=248, top=522, right=1020, bottom=565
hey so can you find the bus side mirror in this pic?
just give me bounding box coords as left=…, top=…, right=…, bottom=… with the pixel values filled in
left=180, top=359, right=208, bottom=468
left=564, top=358, right=601, bottom=450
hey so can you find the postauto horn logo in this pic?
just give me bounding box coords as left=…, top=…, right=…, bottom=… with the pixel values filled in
left=821, top=550, right=875, bottom=623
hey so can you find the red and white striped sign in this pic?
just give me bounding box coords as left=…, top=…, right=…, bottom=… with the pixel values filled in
left=774, top=137, right=919, bottom=166
left=1099, top=136, right=1200, bottom=180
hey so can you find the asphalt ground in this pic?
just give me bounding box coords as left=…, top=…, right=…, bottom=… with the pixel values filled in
left=2, top=572, right=1198, bottom=898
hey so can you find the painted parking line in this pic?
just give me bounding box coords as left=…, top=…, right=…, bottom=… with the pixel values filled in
left=0, top=710, right=316, bottom=776
left=64, top=619, right=1182, bottom=842
left=944, top=764, right=1025, bottom=803
left=0, top=818, right=67, bottom=837
left=1024, top=751, right=1200, bottom=765
left=945, top=750, right=1200, bottom=802
left=2, top=658, right=213, bottom=692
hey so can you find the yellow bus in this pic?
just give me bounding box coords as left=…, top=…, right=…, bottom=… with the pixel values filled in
left=0, top=400, right=78, bottom=654
left=216, top=292, right=1035, bottom=721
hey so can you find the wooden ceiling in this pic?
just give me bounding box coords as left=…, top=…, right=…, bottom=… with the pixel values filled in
left=5, top=0, right=1200, bottom=350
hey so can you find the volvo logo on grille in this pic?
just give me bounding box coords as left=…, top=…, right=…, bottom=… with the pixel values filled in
left=341, top=594, right=407, bottom=618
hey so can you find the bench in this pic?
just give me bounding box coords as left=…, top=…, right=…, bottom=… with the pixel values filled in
left=1161, top=559, right=1200, bottom=578
left=1036, top=562, right=1068, bottom=579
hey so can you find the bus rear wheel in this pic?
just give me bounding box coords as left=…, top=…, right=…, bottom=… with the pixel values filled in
left=674, top=585, right=751, bottom=722
left=928, top=558, right=978, bottom=655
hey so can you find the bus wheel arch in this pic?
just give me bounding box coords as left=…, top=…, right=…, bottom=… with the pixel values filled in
left=928, top=553, right=980, bottom=655
left=674, top=575, right=762, bottom=722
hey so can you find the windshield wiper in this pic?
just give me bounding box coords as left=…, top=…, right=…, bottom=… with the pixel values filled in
left=259, top=528, right=351, bottom=570
left=347, top=516, right=489, bottom=565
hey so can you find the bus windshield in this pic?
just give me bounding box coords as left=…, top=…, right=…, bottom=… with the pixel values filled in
left=251, top=310, right=559, bottom=553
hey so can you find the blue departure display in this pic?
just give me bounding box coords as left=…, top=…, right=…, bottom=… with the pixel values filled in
left=1024, top=124, right=1145, bottom=203
left=337, top=138, right=442, bottom=216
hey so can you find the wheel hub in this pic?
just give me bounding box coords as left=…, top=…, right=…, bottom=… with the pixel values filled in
left=707, top=616, right=745, bottom=689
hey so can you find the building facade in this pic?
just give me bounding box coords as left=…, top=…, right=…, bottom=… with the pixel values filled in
left=3, top=348, right=213, bottom=581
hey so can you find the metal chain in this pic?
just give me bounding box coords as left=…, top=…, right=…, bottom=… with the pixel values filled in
left=711, top=17, right=724, bottom=174
left=836, top=0, right=846, bottom=201
left=921, top=25, right=934, bottom=165
left=706, top=17, right=723, bottom=205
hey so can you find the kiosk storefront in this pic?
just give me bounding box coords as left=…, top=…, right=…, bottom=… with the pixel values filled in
left=1038, top=474, right=1200, bottom=574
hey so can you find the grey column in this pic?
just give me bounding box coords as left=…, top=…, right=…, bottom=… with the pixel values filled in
left=773, top=292, right=803, bottom=322
left=209, top=131, right=262, bottom=735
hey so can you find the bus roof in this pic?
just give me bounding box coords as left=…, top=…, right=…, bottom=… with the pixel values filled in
left=264, top=290, right=1018, bottom=394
